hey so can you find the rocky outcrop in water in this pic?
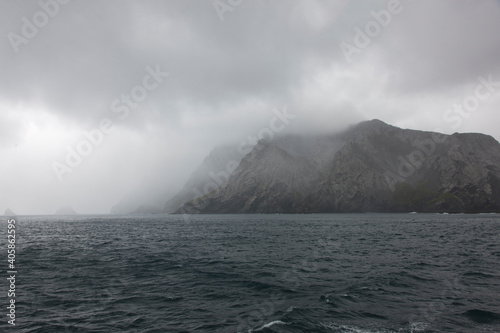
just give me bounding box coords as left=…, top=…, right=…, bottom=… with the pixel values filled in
left=175, top=120, right=500, bottom=213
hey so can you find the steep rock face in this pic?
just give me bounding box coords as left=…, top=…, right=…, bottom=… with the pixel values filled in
left=317, top=141, right=395, bottom=212
left=177, top=120, right=500, bottom=213
left=192, top=141, right=320, bottom=213
left=421, top=133, right=500, bottom=212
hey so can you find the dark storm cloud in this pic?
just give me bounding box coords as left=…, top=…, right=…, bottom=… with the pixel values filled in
left=0, top=1, right=377, bottom=128
left=1, top=1, right=335, bottom=123
left=2, top=0, right=499, bottom=124
left=376, top=0, right=500, bottom=93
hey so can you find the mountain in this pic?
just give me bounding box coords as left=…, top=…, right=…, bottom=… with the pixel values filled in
left=4, top=208, right=16, bottom=216
left=55, top=206, right=77, bottom=215
left=176, top=120, right=500, bottom=214
left=130, top=204, right=163, bottom=215
left=163, top=145, right=244, bottom=213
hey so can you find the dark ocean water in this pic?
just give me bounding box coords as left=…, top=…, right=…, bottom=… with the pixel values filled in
left=1, top=213, right=500, bottom=332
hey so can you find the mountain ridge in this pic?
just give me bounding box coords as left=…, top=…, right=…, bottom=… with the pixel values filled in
left=173, top=120, right=500, bottom=214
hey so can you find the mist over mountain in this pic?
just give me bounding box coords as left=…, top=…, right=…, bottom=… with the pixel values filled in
left=163, top=145, right=244, bottom=214
left=111, top=187, right=174, bottom=215
left=175, top=120, right=500, bottom=214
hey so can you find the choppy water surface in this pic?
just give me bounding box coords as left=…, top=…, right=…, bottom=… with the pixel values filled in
left=1, top=213, right=500, bottom=332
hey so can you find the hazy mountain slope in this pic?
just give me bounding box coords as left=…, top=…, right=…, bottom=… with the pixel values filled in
left=163, top=145, right=244, bottom=213
left=177, top=120, right=500, bottom=213
left=4, top=208, right=16, bottom=216
left=110, top=188, right=173, bottom=215
left=55, top=206, right=77, bottom=215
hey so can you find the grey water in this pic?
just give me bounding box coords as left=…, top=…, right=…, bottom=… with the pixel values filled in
left=2, top=213, right=500, bottom=332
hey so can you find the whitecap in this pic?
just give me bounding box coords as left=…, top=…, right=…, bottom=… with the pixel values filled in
left=409, top=321, right=429, bottom=332
left=253, top=320, right=287, bottom=331
left=320, top=322, right=407, bottom=333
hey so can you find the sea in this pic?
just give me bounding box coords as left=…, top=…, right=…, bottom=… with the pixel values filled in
left=1, top=213, right=500, bottom=333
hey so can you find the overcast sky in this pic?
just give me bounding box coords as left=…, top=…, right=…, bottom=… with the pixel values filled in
left=1, top=0, right=500, bottom=214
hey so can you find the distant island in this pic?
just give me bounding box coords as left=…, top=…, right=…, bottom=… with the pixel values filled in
left=55, top=206, right=77, bottom=215
left=4, top=208, right=16, bottom=216
left=115, top=119, right=500, bottom=214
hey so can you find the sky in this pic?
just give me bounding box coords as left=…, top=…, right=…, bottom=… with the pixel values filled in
left=1, top=0, right=500, bottom=214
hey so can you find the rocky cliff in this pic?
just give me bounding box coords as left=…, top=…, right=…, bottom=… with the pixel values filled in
left=176, top=120, right=500, bottom=213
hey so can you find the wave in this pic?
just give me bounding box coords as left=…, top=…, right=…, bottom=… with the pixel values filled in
left=462, top=309, right=500, bottom=324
